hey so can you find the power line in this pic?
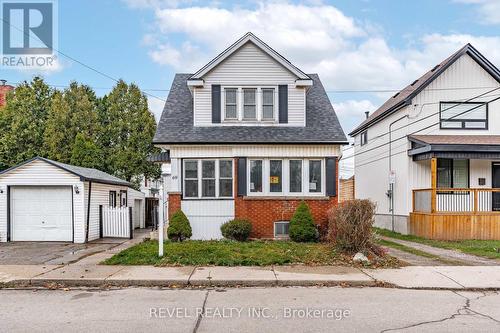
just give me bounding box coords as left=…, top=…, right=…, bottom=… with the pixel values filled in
left=341, top=92, right=500, bottom=167
left=0, top=17, right=167, bottom=103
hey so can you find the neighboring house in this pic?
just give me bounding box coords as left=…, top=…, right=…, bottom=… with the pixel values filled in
left=0, top=157, right=145, bottom=243
left=154, top=32, right=347, bottom=240
left=339, top=176, right=355, bottom=202
left=350, top=44, right=500, bottom=240
left=0, top=80, right=14, bottom=107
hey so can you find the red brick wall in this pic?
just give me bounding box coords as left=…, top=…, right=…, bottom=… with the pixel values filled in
left=0, top=85, right=14, bottom=107
left=168, top=192, right=181, bottom=219
left=235, top=196, right=337, bottom=238
left=234, top=158, right=339, bottom=239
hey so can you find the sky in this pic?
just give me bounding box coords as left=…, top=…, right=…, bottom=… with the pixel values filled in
left=3, top=0, right=500, bottom=177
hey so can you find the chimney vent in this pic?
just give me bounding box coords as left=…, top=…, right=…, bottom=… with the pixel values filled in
left=364, top=111, right=369, bottom=119
left=0, top=80, right=6, bottom=86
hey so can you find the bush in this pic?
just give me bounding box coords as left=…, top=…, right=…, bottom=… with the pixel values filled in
left=289, top=201, right=318, bottom=242
left=167, top=210, right=192, bottom=242
left=221, top=219, right=252, bottom=241
left=327, top=199, right=376, bottom=253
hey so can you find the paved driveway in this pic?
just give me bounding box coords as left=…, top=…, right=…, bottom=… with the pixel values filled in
left=0, top=241, right=119, bottom=265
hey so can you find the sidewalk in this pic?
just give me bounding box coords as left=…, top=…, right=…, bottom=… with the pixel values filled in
left=1, top=262, right=500, bottom=290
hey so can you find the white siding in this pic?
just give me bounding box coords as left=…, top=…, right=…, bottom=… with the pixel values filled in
left=84, top=182, right=129, bottom=242
left=181, top=200, right=234, bottom=240
left=128, top=188, right=145, bottom=228
left=354, top=53, right=500, bottom=220
left=194, top=42, right=306, bottom=127
left=0, top=160, right=86, bottom=243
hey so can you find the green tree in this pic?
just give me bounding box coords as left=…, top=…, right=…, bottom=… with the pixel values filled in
left=102, top=80, right=160, bottom=185
left=289, top=201, right=318, bottom=242
left=0, top=77, right=53, bottom=170
left=44, top=82, right=99, bottom=164
left=70, top=133, right=102, bottom=169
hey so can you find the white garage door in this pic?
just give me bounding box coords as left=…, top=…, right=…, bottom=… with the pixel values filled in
left=11, top=186, right=73, bottom=242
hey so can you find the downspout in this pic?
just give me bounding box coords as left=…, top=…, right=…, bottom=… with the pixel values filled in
left=85, top=181, right=92, bottom=242
left=388, top=114, right=409, bottom=232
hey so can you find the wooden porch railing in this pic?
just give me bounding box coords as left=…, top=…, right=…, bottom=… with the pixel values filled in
left=413, top=188, right=500, bottom=213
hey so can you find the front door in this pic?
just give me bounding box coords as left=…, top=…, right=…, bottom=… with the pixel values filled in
left=492, top=163, right=500, bottom=211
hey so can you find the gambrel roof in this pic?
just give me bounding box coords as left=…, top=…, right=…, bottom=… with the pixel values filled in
left=349, top=43, right=500, bottom=136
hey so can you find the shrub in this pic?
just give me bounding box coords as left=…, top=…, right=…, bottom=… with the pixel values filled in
left=220, top=219, right=252, bottom=241
left=289, top=201, right=318, bottom=242
left=167, top=210, right=192, bottom=242
left=327, top=199, right=376, bottom=253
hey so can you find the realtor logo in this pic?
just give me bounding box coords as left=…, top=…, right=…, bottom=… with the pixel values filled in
left=1, top=0, right=57, bottom=68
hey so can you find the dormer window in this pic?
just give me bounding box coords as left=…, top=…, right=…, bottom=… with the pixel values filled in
left=221, top=86, right=278, bottom=123
left=243, top=88, right=257, bottom=120
left=224, top=88, right=238, bottom=119
left=262, top=88, right=275, bottom=120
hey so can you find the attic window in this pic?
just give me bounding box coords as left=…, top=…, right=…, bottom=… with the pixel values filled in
left=361, top=131, right=368, bottom=146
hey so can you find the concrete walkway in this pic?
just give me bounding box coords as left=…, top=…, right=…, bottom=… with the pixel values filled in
left=1, top=263, right=500, bottom=290
left=380, top=236, right=500, bottom=266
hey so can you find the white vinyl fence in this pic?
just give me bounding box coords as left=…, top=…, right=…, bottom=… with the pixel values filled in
left=100, top=206, right=132, bottom=238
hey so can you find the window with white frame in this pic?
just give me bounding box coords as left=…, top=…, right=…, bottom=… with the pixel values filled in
left=249, top=159, right=263, bottom=193
left=247, top=159, right=324, bottom=196
left=243, top=88, right=257, bottom=120
left=183, top=159, right=233, bottom=199
left=224, top=88, right=238, bottom=120
left=309, top=160, right=322, bottom=193
left=274, top=221, right=290, bottom=238
left=262, top=88, right=275, bottom=120
left=184, top=160, right=199, bottom=198
left=289, top=160, right=302, bottom=193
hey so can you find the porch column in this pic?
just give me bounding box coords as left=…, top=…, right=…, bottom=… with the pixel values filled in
left=431, top=157, right=437, bottom=213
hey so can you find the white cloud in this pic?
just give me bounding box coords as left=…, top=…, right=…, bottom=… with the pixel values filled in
left=131, top=1, right=500, bottom=135
left=454, top=0, right=500, bottom=25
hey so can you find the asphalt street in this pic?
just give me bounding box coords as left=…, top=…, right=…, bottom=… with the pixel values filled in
left=1, top=287, right=499, bottom=332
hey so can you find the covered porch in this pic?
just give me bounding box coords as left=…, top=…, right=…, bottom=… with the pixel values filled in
left=409, top=135, right=500, bottom=240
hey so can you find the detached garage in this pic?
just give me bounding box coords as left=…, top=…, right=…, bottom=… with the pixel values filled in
left=0, top=157, right=145, bottom=243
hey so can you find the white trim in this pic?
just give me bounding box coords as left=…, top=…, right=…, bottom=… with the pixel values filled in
left=189, top=33, right=310, bottom=80
left=182, top=159, right=234, bottom=200
left=187, top=79, right=204, bottom=87
left=246, top=158, right=325, bottom=197
left=221, top=85, right=278, bottom=123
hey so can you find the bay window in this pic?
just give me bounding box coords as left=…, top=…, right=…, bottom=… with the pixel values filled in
left=183, top=159, right=233, bottom=199
left=247, top=159, right=324, bottom=196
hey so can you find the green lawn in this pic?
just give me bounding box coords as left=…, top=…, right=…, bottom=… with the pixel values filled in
left=374, top=228, right=500, bottom=260
left=103, top=240, right=399, bottom=267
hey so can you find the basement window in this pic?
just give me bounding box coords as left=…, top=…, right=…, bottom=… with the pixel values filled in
left=274, top=221, right=290, bottom=238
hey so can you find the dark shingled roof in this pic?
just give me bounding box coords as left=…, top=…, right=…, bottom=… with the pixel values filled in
left=349, top=43, right=500, bottom=136
left=153, top=73, right=347, bottom=144
left=0, top=157, right=131, bottom=187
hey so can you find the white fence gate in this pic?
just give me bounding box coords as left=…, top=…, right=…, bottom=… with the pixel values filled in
left=100, top=206, right=132, bottom=239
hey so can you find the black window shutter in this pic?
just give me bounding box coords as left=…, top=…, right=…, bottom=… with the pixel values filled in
left=326, top=157, right=337, bottom=196
left=278, top=85, right=288, bottom=123
left=237, top=157, right=247, bottom=196
left=212, top=85, right=221, bottom=123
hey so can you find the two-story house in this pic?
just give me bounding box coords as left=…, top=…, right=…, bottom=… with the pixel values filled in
left=350, top=44, right=500, bottom=240
left=153, top=33, right=347, bottom=240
